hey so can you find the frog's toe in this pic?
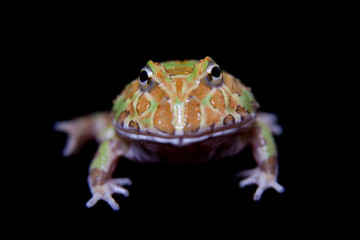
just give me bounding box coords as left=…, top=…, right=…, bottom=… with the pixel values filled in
left=86, top=178, right=131, bottom=211
left=54, top=120, right=84, bottom=157
left=86, top=193, right=119, bottom=211
left=237, top=167, right=284, bottom=201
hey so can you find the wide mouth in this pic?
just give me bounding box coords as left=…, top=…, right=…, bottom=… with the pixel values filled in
left=115, top=118, right=254, bottom=146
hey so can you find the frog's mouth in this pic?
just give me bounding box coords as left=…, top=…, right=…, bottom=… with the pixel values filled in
left=115, top=119, right=254, bottom=147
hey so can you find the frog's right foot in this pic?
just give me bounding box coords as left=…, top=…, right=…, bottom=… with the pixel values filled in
left=54, top=120, right=86, bottom=156
left=54, top=115, right=98, bottom=156
left=55, top=112, right=111, bottom=157
left=86, top=178, right=132, bottom=211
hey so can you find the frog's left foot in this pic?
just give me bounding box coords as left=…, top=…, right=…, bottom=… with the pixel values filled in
left=237, top=167, right=284, bottom=201
left=86, top=178, right=132, bottom=211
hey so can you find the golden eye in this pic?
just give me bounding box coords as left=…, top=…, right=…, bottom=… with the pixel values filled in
left=138, top=66, right=153, bottom=90
left=206, top=62, right=223, bottom=85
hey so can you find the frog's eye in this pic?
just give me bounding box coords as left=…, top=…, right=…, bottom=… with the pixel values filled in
left=205, top=62, right=223, bottom=86
left=138, top=66, right=153, bottom=90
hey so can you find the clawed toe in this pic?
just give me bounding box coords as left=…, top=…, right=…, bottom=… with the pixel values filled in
left=237, top=167, right=284, bottom=201
left=54, top=121, right=84, bottom=156
left=86, top=178, right=131, bottom=211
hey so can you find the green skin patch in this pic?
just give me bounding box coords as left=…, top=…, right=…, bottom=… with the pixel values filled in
left=239, top=88, right=255, bottom=113
left=200, top=94, right=213, bottom=106
left=187, top=61, right=208, bottom=83
left=257, top=122, right=277, bottom=158
left=91, top=140, right=110, bottom=169
left=161, top=60, right=198, bottom=70
left=112, top=96, right=125, bottom=119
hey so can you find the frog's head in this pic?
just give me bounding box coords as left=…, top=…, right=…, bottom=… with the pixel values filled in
left=112, top=57, right=258, bottom=143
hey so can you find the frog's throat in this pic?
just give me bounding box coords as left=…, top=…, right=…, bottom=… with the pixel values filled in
left=115, top=118, right=255, bottom=147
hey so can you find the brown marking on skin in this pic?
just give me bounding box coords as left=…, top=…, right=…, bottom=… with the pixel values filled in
left=175, top=78, right=183, bottom=94
left=90, top=168, right=109, bottom=186
left=117, top=110, right=130, bottom=127
left=129, top=120, right=140, bottom=132
left=166, top=66, right=194, bottom=76
left=210, top=89, right=226, bottom=112
left=154, top=98, right=174, bottom=134
left=190, top=80, right=212, bottom=101
left=259, top=156, right=278, bottom=175
left=223, top=114, right=235, bottom=125
left=184, top=96, right=201, bottom=134
left=209, top=122, right=216, bottom=131
left=236, top=105, right=250, bottom=121
left=136, top=93, right=151, bottom=115
left=149, top=85, right=168, bottom=102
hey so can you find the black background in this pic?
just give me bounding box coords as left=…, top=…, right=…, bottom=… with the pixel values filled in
left=18, top=8, right=331, bottom=237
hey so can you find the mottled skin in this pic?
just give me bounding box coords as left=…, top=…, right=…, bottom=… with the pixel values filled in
left=55, top=57, right=284, bottom=210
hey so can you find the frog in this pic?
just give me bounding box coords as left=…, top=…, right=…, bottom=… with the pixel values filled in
left=54, top=56, right=284, bottom=211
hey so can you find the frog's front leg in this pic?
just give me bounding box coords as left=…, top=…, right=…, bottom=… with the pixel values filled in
left=86, top=137, right=131, bottom=211
left=238, top=121, right=284, bottom=200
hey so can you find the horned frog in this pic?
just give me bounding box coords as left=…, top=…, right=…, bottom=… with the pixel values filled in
left=55, top=56, right=284, bottom=210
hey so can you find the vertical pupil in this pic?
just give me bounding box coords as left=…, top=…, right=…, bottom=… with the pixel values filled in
left=211, top=66, right=221, bottom=78
left=139, top=70, right=149, bottom=83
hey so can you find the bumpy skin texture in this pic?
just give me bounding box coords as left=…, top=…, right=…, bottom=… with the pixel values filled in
left=112, top=57, right=257, bottom=137
left=55, top=57, right=284, bottom=210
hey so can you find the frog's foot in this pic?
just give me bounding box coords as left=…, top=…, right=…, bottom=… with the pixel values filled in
left=86, top=178, right=132, bottom=211
left=237, top=168, right=284, bottom=201
left=54, top=120, right=91, bottom=157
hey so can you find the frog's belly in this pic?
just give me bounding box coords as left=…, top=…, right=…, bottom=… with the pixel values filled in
left=123, top=132, right=248, bottom=163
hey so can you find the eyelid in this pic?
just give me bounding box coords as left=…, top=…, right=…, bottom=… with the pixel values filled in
left=206, top=61, right=223, bottom=86
left=138, top=65, right=154, bottom=90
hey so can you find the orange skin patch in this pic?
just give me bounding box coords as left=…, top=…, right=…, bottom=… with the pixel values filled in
left=210, top=89, right=226, bottom=112
left=166, top=66, right=194, bottom=75
left=123, top=81, right=139, bottom=100
left=227, top=93, right=238, bottom=112
left=204, top=105, right=222, bottom=126
left=175, top=78, right=183, bottom=94
left=184, top=97, right=201, bottom=133
left=190, top=80, right=211, bottom=101
left=136, top=93, right=150, bottom=115
left=150, top=85, right=168, bottom=102
left=154, top=98, right=174, bottom=134
left=223, top=72, right=244, bottom=96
